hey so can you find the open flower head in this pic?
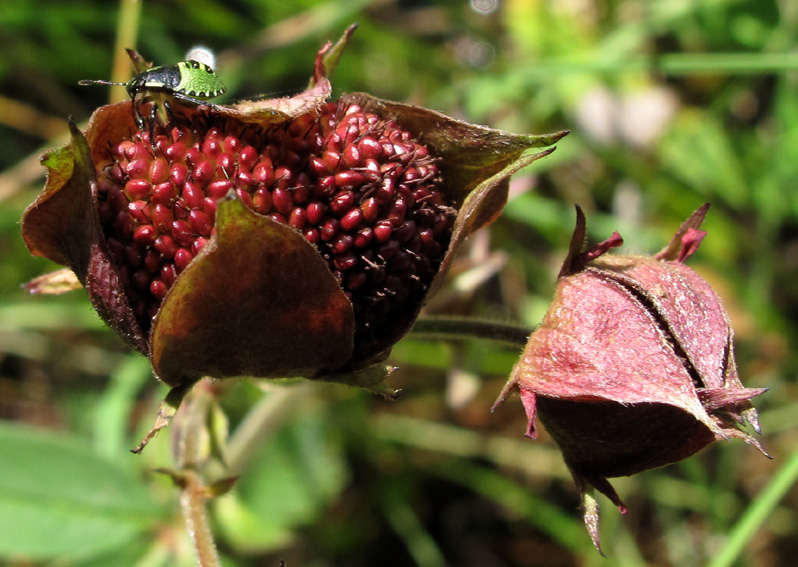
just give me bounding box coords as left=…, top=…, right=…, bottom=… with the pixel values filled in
left=22, top=27, right=566, bottom=448
left=494, top=204, right=768, bottom=553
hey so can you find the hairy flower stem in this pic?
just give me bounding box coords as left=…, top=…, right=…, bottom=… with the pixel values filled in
left=176, top=381, right=221, bottom=567
left=180, top=469, right=220, bottom=567
left=409, top=316, right=532, bottom=348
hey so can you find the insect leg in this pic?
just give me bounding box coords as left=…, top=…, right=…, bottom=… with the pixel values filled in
left=148, top=104, right=158, bottom=153
left=132, top=97, right=146, bottom=130
left=163, top=100, right=176, bottom=124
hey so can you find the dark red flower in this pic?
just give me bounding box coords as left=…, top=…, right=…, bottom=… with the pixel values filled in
left=494, top=204, right=768, bottom=552
left=22, top=27, right=566, bottom=449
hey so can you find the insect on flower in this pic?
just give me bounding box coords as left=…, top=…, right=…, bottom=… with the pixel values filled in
left=78, top=48, right=227, bottom=134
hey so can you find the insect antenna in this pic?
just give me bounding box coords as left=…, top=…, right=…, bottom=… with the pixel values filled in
left=78, top=79, right=128, bottom=87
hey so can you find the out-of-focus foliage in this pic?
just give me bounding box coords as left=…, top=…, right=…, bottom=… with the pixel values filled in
left=1, top=1, right=797, bottom=566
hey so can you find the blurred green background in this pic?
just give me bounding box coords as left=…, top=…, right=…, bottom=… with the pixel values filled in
left=2, top=0, right=797, bottom=566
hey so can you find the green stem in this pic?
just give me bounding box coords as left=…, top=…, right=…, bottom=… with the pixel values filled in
left=111, top=0, right=143, bottom=102
left=707, top=446, right=798, bottom=567
left=409, top=315, right=532, bottom=348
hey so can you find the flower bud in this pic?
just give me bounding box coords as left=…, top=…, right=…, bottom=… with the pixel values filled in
left=494, top=204, right=768, bottom=553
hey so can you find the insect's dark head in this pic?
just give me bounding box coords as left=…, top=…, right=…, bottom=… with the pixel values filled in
left=125, top=77, right=143, bottom=100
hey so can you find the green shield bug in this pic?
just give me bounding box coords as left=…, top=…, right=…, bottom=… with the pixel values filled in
left=79, top=49, right=227, bottom=132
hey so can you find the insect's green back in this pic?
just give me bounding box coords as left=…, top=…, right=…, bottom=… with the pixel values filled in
left=175, top=60, right=226, bottom=99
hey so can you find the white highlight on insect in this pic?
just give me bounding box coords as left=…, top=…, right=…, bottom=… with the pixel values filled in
left=185, top=46, right=217, bottom=71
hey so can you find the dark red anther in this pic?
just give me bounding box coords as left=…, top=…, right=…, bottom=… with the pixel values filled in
left=192, top=160, right=215, bottom=186
left=303, top=227, right=320, bottom=244
left=202, top=197, right=218, bottom=218
left=292, top=173, right=312, bottom=203
left=341, top=208, right=364, bottom=232
left=308, top=156, right=329, bottom=178
left=208, top=179, right=234, bottom=200
left=289, top=207, right=308, bottom=230
left=171, top=220, right=194, bottom=246
left=165, top=140, right=188, bottom=162
left=253, top=159, right=274, bottom=186
left=169, top=162, right=188, bottom=186
left=330, top=190, right=355, bottom=215
left=182, top=181, right=204, bottom=210
left=191, top=237, right=207, bottom=256
left=375, top=176, right=396, bottom=205
left=387, top=197, right=409, bottom=226
left=373, top=220, right=393, bottom=243
left=201, top=130, right=223, bottom=159
left=151, top=182, right=176, bottom=205
left=389, top=251, right=411, bottom=271
left=272, top=187, right=294, bottom=215
left=218, top=152, right=236, bottom=176
left=354, top=227, right=373, bottom=248
left=125, top=158, right=150, bottom=179
left=223, top=135, right=241, bottom=154
left=160, top=263, right=177, bottom=286
left=185, top=147, right=202, bottom=167
left=239, top=145, right=258, bottom=172
left=360, top=197, right=379, bottom=223
left=323, top=150, right=342, bottom=172
left=252, top=188, right=273, bottom=214
left=320, top=217, right=340, bottom=241
left=117, top=140, right=137, bottom=159
left=377, top=240, right=401, bottom=261
left=236, top=171, right=255, bottom=191
left=316, top=175, right=336, bottom=197
left=128, top=200, right=150, bottom=224
left=189, top=209, right=212, bottom=236
left=124, top=179, right=152, bottom=201
left=306, top=202, right=325, bottom=225
left=274, top=165, right=294, bottom=186
left=148, top=157, right=169, bottom=184
left=174, top=248, right=194, bottom=272
left=334, top=251, right=359, bottom=271
left=335, top=170, right=365, bottom=189
left=343, top=145, right=361, bottom=168
left=152, top=203, right=173, bottom=232
left=358, top=136, right=383, bottom=160
left=332, top=234, right=354, bottom=254
left=154, top=234, right=178, bottom=259
left=392, top=220, right=416, bottom=243
left=150, top=278, right=169, bottom=300
left=109, top=163, right=125, bottom=183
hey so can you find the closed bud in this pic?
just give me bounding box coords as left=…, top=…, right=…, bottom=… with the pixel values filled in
left=494, top=204, right=768, bottom=553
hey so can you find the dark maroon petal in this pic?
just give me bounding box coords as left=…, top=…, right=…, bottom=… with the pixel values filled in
left=150, top=194, right=354, bottom=386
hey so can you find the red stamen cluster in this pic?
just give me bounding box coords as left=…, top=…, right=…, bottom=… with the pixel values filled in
left=95, top=102, right=454, bottom=347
